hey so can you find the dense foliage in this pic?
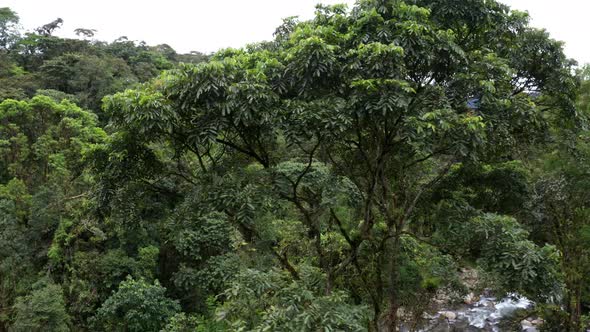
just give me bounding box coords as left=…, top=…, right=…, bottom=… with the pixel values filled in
left=0, top=1, right=589, bottom=331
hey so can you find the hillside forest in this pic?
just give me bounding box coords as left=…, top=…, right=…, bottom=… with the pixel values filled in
left=1, top=1, right=590, bottom=331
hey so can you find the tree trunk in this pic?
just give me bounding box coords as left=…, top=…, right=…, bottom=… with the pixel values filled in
left=569, top=286, right=582, bottom=332
left=382, top=234, right=401, bottom=332
left=326, top=270, right=333, bottom=295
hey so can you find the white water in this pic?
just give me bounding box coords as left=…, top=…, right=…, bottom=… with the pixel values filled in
left=461, top=294, right=532, bottom=331
left=411, top=293, right=534, bottom=331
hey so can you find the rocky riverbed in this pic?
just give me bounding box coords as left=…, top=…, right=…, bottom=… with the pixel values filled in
left=418, top=294, right=542, bottom=331
left=399, top=268, right=545, bottom=331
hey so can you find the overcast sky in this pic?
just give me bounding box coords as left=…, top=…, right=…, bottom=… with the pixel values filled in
left=3, top=0, right=589, bottom=64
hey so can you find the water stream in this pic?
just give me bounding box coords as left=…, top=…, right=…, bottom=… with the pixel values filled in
left=461, top=295, right=532, bottom=331
left=406, top=293, right=537, bottom=332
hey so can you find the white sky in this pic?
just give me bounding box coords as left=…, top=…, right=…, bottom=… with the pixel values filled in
left=2, top=0, right=589, bottom=64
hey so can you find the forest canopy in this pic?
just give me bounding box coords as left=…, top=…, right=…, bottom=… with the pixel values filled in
left=0, top=1, right=589, bottom=331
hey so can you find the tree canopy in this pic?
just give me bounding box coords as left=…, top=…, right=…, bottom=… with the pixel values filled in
left=0, top=1, right=589, bottom=331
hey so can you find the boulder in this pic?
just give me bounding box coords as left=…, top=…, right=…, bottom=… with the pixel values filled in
left=464, top=292, right=479, bottom=305
left=440, top=311, right=457, bottom=320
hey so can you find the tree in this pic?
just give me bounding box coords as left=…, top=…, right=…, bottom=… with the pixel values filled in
left=0, top=95, right=106, bottom=186
left=217, top=268, right=369, bottom=331
left=74, top=28, right=96, bottom=39
left=526, top=69, right=590, bottom=330
left=0, top=7, right=208, bottom=332
left=0, top=95, right=105, bottom=329
left=102, top=0, right=576, bottom=330
left=0, top=7, right=20, bottom=49
left=92, top=277, right=180, bottom=332
left=40, top=53, right=137, bottom=111
left=532, top=171, right=590, bottom=331
left=0, top=180, right=36, bottom=329
left=35, top=18, right=63, bottom=37
left=10, top=279, right=71, bottom=332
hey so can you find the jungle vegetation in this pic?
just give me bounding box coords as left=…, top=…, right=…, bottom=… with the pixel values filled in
left=0, top=1, right=589, bottom=331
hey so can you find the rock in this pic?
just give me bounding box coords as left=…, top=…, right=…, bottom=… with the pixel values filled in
left=521, top=319, right=534, bottom=327
left=464, top=292, right=478, bottom=305
left=482, top=288, right=493, bottom=297
left=396, top=307, right=409, bottom=319
left=440, top=311, right=457, bottom=320
left=423, top=312, right=436, bottom=320
left=434, top=289, right=452, bottom=306
left=460, top=268, right=480, bottom=290
left=428, top=319, right=451, bottom=332
left=484, top=300, right=495, bottom=308
left=531, top=319, right=544, bottom=325
left=448, top=319, right=472, bottom=331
